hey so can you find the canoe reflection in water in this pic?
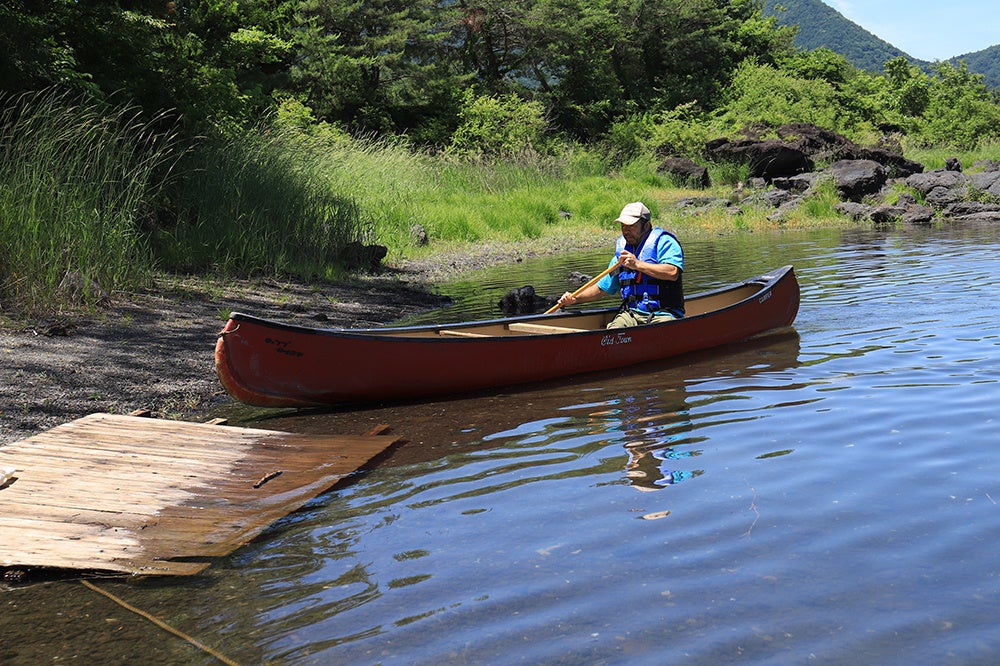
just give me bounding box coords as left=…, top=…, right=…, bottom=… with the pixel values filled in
left=248, top=330, right=801, bottom=496
left=583, top=329, right=802, bottom=491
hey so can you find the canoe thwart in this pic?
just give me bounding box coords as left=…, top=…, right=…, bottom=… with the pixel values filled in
left=438, top=329, right=490, bottom=338
left=507, top=322, right=589, bottom=335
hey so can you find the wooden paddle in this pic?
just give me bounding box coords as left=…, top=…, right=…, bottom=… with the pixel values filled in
left=544, top=258, right=624, bottom=314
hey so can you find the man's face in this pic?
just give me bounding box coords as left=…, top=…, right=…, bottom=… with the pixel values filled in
left=621, top=218, right=649, bottom=245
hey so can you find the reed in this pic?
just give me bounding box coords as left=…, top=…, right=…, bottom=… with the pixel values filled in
left=1, top=90, right=881, bottom=319
left=154, top=127, right=370, bottom=280
left=0, top=90, right=175, bottom=312
left=324, top=144, right=666, bottom=253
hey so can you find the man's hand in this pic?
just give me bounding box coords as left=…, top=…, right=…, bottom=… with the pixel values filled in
left=621, top=250, right=680, bottom=281
left=619, top=250, right=639, bottom=271
left=557, top=291, right=579, bottom=307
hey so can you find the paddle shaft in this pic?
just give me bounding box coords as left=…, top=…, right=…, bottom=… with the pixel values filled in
left=544, top=258, right=624, bottom=314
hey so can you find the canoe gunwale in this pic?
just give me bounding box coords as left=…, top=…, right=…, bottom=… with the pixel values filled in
left=225, top=265, right=795, bottom=341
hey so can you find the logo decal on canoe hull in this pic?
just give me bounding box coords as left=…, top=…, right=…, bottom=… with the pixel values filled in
left=601, top=332, right=633, bottom=347
left=265, top=337, right=304, bottom=358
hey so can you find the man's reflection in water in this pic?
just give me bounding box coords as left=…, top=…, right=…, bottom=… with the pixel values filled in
left=585, top=332, right=801, bottom=490
left=624, top=442, right=701, bottom=490
left=597, top=390, right=702, bottom=491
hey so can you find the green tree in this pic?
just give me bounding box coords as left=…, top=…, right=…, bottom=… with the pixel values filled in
left=882, top=56, right=930, bottom=117
left=454, top=0, right=621, bottom=139
left=449, top=90, right=548, bottom=155
left=781, top=47, right=853, bottom=85
left=0, top=1, right=295, bottom=134
left=728, top=0, right=797, bottom=66
left=470, top=0, right=625, bottom=135
left=715, top=59, right=843, bottom=133
left=0, top=1, right=96, bottom=94
left=455, top=0, right=794, bottom=140
left=606, top=0, right=791, bottom=114
left=0, top=1, right=174, bottom=102
left=292, top=0, right=466, bottom=141
left=149, top=1, right=295, bottom=130
left=921, top=61, right=1000, bottom=149
left=776, top=48, right=891, bottom=134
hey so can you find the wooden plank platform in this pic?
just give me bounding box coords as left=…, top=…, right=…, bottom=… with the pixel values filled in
left=0, top=413, right=401, bottom=576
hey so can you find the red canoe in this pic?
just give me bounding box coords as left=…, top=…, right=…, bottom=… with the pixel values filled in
left=215, top=265, right=800, bottom=407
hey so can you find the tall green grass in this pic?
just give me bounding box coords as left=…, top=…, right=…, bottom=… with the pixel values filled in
left=0, top=90, right=175, bottom=312
left=304, top=140, right=669, bottom=255
left=154, top=128, right=368, bottom=279
left=0, top=91, right=655, bottom=316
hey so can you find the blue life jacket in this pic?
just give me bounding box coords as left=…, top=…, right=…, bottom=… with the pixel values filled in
left=615, top=227, right=685, bottom=316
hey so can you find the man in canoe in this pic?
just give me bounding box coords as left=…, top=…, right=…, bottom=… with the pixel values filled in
left=556, top=201, right=684, bottom=327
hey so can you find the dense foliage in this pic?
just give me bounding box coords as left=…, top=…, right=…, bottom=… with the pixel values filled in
left=0, top=0, right=797, bottom=143
left=5, top=0, right=1000, bottom=151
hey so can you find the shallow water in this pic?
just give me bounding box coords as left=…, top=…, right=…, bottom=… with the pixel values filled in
left=7, top=224, right=1000, bottom=664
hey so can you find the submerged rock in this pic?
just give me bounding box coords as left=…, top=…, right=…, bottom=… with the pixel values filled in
left=498, top=285, right=557, bottom=316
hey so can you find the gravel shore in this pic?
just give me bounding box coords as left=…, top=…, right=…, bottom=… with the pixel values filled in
left=0, top=265, right=451, bottom=446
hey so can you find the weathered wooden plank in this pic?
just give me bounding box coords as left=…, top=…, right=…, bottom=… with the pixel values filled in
left=0, top=413, right=401, bottom=576
left=2, top=430, right=385, bottom=463
left=1, top=435, right=250, bottom=462
left=0, top=500, right=158, bottom=525
left=2, top=494, right=170, bottom=515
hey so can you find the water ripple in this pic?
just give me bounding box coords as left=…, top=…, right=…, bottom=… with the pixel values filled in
left=113, top=226, right=1000, bottom=666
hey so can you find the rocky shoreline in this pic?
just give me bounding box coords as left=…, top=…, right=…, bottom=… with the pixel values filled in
left=662, top=123, right=1000, bottom=226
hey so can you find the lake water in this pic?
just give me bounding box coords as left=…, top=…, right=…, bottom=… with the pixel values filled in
left=7, top=223, right=1000, bottom=664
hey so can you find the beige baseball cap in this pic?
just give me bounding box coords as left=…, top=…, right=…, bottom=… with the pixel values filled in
left=615, top=201, right=650, bottom=225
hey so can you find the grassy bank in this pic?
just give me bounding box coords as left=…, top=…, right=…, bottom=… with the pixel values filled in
left=0, top=91, right=173, bottom=312
left=4, top=92, right=999, bottom=316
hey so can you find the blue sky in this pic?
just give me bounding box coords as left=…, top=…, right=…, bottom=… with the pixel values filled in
left=822, top=1, right=1000, bottom=61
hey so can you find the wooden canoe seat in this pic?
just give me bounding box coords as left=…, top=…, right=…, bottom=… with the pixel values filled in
left=507, top=322, right=588, bottom=335
left=438, top=329, right=490, bottom=338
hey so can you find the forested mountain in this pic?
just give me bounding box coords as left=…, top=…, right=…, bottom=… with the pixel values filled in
left=761, top=0, right=915, bottom=72
left=953, top=46, right=1000, bottom=89
left=762, top=0, right=1000, bottom=88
